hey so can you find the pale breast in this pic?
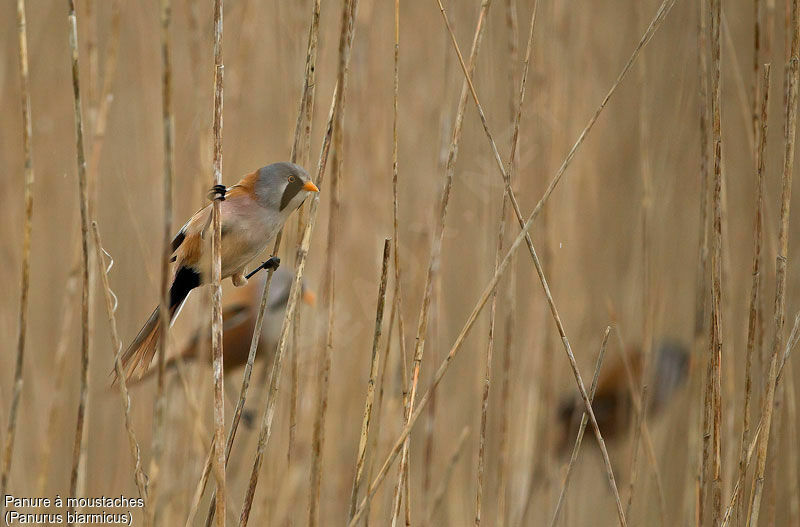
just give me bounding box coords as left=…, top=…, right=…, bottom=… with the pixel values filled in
left=218, top=197, right=283, bottom=277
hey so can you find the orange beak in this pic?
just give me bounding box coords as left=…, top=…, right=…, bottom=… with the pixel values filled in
left=303, top=181, right=320, bottom=192
left=302, top=289, right=316, bottom=306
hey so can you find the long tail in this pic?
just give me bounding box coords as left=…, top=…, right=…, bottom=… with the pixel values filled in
left=115, top=266, right=200, bottom=383
left=126, top=333, right=201, bottom=385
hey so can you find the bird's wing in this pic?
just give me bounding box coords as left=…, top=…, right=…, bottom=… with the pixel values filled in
left=171, top=205, right=212, bottom=266
left=170, top=204, right=210, bottom=259
left=170, top=229, right=187, bottom=260
left=170, top=177, right=253, bottom=265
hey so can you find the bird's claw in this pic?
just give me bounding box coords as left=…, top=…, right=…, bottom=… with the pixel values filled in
left=208, top=184, right=226, bottom=201
left=264, top=256, right=280, bottom=270
left=244, top=256, right=281, bottom=280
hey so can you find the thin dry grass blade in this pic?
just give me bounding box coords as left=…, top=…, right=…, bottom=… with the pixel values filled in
left=746, top=1, right=800, bottom=524
left=391, top=2, right=493, bottom=523
left=307, top=2, right=357, bottom=526
left=286, top=0, right=322, bottom=465
left=497, top=1, right=522, bottom=523
left=436, top=0, right=682, bottom=520
left=240, top=22, right=355, bottom=517
left=239, top=92, right=334, bottom=526
left=348, top=192, right=561, bottom=527
left=0, top=0, right=35, bottom=514
left=606, top=328, right=667, bottom=526
left=475, top=156, right=511, bottom=527
left=91, top=223, right=149, bottom=503
left=387, top=0, right=413, bottom=519
left=349, top=239, right=392, bottom=518
left=753, top=0, right=763, bottom=152
left=549, top=326, right=612, bottom=527
left=427, top=426, right=470, bottom=523
left=383, top=0, right=413, bottom=518
left=65, top=1, right=93, bottom=522
left=349, top=1, right=677, bottom=522
left=35, top=270, right=78, bottom=500
left=689, top=0, right=711, bottom=523
left=737, top=62, right=770, bottom=527
left=148, top=0, right=175, bottom=523
left=721, top=311, right=800, bottom=527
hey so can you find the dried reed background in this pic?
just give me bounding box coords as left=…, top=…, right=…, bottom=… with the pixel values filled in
left=2, top=0, right=800, bottom=525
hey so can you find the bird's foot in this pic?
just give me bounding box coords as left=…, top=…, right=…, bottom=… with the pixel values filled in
left=244, top=256, right=281, bottom=280
left=207, top=184, right=226, bottom=201
left=264, top=256, right=281, bottom=270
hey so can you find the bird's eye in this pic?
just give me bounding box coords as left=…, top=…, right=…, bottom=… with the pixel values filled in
left=288, top=175, right=296, bottom=183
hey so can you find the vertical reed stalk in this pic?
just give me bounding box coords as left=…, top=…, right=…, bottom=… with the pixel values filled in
left=387, top=0, right=411, bottom=521
left=349, top=2, right=676, bottom=522
left=307, top=2, right=357, bottom=526
left=391, top=3, right=493, bottom=522
left=69, top=0, right=121, bottom=503
left=720, top=312, right=800, bottom=527
left=438, top=0, right=685, bottom=521
left=474, top=177, right=507, bottom=527
left=390, top=0, right=413, bottom=520
left=240, top=15, right=356, bottom=516
left=702, top=0, right=724, bottom=524
left=348, top=179, right=579, bottom=526
left=287, top=0, right=322, bottom=460
left=737, top=63, right=770, bottom=526
left=471, top=0, right=539, bottom=501
left=502, top=2, right=537, bottom=518
left=0, top=0, right=34, bottom=515
left=148, top=0, right=174, bottom=524
left=349, top=239, right=392, bottom=519
left=65, top=1, right=92, bottom=522
left=290, top=0, right=322, bottom=167
left=196, top=4, right=324, bottom=526
left=691, top=0, right=711, bottom=523
left=209, top=0, right=226, bottom=524
left=747, top=0, right=800, bottom=523
left=496, top=1, right=519, bottom=524
left=754, top=0, right=763, bottom=153
left=238, top=89, right=335, bottom=527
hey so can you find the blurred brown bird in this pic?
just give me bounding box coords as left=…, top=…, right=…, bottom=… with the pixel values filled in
left=131, top=267, right=315, bottom=382
left=118, top=162, right=318, bottom=382
left=556, top=339, right=690, bottom=451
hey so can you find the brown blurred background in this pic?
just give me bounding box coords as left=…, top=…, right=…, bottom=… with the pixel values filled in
left=2, top=0, right=800, bottom=525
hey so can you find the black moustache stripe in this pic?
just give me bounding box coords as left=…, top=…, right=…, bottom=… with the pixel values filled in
left=280, top=178, right=304, bottom=211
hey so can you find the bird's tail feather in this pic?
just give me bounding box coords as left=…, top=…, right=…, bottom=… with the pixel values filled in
left=126, top=333, right=199, bottom=385
left=114, top=300, right=184, bottom=383
left=114, top=266, right=200, bottom=384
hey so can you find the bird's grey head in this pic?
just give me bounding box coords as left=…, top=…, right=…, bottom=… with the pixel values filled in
left=254, top=162, right=318, bottom=212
